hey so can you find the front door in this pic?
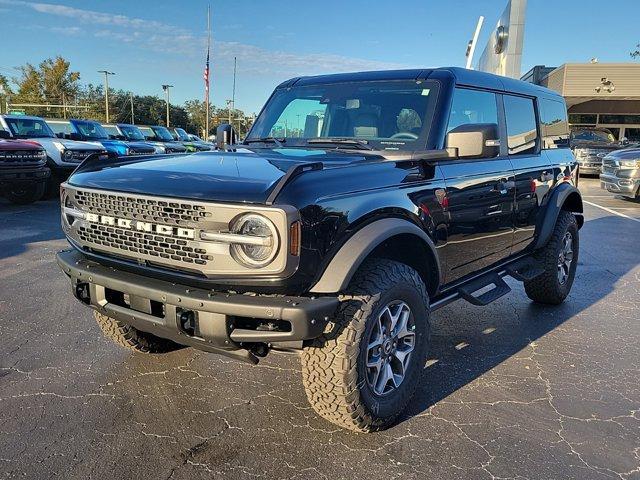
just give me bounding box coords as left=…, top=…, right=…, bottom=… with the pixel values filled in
left=438, top=88, right=516, bottom=283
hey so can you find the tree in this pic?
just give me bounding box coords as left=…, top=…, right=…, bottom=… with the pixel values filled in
left=632, top=43, right=640, bottom=59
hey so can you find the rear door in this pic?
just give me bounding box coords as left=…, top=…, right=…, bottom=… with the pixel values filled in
left=439, top=88, right=516, bottom=283
left=503, top=94, right=553, bottom=254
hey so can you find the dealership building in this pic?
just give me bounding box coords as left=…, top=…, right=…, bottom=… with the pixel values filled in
left=521, top=63, right=640, bottom=143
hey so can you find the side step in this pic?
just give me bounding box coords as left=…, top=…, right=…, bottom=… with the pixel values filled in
left=457, top=274, right=511, bottom=306
left=505, top=258, right=545, bottom=282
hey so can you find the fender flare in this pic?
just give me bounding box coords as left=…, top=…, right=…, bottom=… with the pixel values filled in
left=534, top=183, right=583, bottom=250
left=309, top=218, right=440, bottom=294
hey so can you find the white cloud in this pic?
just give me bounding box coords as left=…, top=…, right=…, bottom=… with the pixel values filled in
left=3, top=0, right=407, bottom=75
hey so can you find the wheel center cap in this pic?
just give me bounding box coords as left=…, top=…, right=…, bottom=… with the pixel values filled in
left=383, top=339, right=393, bottom=355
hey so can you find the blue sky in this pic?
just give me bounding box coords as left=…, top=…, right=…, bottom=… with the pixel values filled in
left=1, top=0, right=639, bottom=113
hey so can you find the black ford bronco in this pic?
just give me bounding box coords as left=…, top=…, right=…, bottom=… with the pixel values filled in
left=57, top=68, right=582, bottom=432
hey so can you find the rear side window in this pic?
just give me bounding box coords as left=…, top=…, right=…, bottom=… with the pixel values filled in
left=447, top=88, right=498, bottom=132
left=540, top=99, right=570, bottom=149
left=504, top=95, right=538, bottom=155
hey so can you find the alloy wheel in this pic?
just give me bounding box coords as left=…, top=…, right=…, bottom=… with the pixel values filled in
left=365, top=301, right=416, bottom=396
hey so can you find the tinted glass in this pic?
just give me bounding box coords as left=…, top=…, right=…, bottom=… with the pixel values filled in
left=599, top=114, right=640, bottom=125
left=625, top=128, right=640, bottom=143
left=504, top=95, right=538, bottom=155
left=540, top=99, right=569, bottom=149
left=568, top=114, right=597, bottom=125
left=73, top=121, right=109, bottom=139
left=447, top=88, right=498, bottom=132
left=570, top=128, right=616, bottom=144
left=152, top=126, right=174, bottom=141
left=5, top=118, right=55, bottom=138
left=48, top=121, right=73, bottom=136
left=249, top=80, right=438, bottom=151
left=102, top=125, right=120, bottom=136
left=119, top=125, right=146, bottom=141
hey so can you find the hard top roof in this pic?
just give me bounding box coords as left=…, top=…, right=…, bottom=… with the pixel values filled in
left=278, top=67, right=560, bottom=99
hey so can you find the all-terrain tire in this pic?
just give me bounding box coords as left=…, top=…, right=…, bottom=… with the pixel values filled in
left=4, top=182, right=45, bottom=204
left=301, top=259, right=430, bottom=432
left=524, top=211, right=579, bottom=305
left=93, top=311, right=185, bottom=354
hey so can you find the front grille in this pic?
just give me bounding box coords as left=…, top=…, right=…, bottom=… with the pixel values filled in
left=74, top=189, right=212, bottom=226
left=77, top=224, right=211, bottom=266
left=602, top=166, right=617, bottom=175
left=0, top=150, right=46, bottom=165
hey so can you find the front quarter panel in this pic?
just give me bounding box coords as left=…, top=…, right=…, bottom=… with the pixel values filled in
left=275, top=159, right=447, bottom=292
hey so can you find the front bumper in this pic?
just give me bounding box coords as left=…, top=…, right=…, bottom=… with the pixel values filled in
left=0, top=165, right=50, bottom=184
left=56, top=249, right=338, bottom=362
left=600, top=173, right=639, bottom=196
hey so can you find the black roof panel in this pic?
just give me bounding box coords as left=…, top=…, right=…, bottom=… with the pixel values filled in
left=278, top=67, right=561, bottom=99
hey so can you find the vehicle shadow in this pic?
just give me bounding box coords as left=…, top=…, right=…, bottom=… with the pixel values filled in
left=0, top=197, right=65, bottom=261
left=400, top=212, right=640, bottom=423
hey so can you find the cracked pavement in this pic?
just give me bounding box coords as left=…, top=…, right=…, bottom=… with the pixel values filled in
left=1, top=178, right=639, bottom=479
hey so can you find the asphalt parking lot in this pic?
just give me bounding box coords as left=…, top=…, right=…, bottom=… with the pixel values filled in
left=1, top=177, right=639, bottom=480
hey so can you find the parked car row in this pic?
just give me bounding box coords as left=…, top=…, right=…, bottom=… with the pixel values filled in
left=570, top=126, right=637, bottom=176
left=0, top=113, right=215, bottom=204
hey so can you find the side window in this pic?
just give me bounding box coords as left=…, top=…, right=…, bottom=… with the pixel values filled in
left=504, top=95, right=538, bottom=155
left=540, top=99, right=569, bottom=149
left=447, top=88, right=498, bottom=133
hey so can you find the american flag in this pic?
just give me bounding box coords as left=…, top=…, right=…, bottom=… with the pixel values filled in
left=203, top=49, right=210, bottom=100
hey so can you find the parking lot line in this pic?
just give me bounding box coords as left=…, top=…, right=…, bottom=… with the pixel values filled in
left=583, top=200, right=640, bottom=223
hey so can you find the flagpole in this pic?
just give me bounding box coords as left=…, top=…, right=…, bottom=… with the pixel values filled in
left=205, top=4, right=211, bottom=139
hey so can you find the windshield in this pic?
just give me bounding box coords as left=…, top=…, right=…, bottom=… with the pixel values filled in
left=571, top=128, right=616, bottom=144
left=175, top=128, right=190, bottom=141
left=152, top=126, right=175, bottom=142
left=247, top=80, right=438, bottom=151
left=119, top=124, right=146, bottom=141
left=137, top=126, right=156, bottom=140
left=47, top=120, right=73, bottom=136
left=72, top=120, right=109, bottom=140
left=5, top=118, right=55, bottom=139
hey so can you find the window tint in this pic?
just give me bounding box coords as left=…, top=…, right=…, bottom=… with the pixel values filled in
left=447, top=88, right=498, bottom=132
left=625, top=128, right=640, bottom=143
left=504, top=95, right=538, bottom=155
left=540, top=99, right=569, bottom=149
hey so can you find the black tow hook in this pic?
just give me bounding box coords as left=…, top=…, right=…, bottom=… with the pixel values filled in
left=75, top=282, right=90, bottom=305
left=178, top=310, right=196, bottom=336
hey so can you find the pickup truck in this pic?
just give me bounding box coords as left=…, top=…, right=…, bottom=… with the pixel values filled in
left=56, top=67, right=582, bottom=432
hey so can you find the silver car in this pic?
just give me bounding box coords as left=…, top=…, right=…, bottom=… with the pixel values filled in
left=600, top=148, right=640, bottom=199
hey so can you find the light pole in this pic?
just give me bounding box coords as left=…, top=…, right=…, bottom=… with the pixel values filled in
left=98, top=70, right=115, bottom=122
left=162, top=84, right=173, bottom=127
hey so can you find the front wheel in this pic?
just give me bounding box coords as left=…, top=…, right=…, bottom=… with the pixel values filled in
left=524, top=211, right=579, bottom=305
left=301, top=259, right=430, bottom=432
left=4, top=182, right=45, bottom=204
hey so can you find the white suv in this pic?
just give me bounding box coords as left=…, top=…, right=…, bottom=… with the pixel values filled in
left=0, top=115, right=107, bottom=188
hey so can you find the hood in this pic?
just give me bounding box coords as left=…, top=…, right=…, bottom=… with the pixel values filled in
left=604, top=148, right=640, bottom=161
left=34, top=137, right=105, bottom=151
left=0, top=139, right=43, bottom=151
left=123, top=140, right=155, bottom=150
left=68, top=148, right=366, bottom=203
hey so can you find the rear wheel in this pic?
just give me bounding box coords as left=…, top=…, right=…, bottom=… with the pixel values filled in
left=93, top=311, right=185, bottom=354
left=524, top=211, right=579, bottom=305
left=4, top=182, right=45, bottom=204
left=301, top=259, right=430, bottom=432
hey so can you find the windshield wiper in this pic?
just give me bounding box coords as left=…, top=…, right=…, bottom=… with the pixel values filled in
left=245, top=137, right=285, bottom=147
left=306, top=137, right=375, bottom=150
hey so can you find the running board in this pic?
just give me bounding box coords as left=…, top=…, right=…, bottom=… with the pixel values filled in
left=457, top=274, right=511, bottom=307
left=504, top=258, right=545, bottom=282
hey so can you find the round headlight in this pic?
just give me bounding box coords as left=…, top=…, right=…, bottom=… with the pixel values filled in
left=230, top=214, right=279, bottom=268
left=63, top=149, right=74, bottom=161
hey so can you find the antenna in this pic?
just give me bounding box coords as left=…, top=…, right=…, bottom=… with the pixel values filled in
left=465, top=16, right=484, bottom=70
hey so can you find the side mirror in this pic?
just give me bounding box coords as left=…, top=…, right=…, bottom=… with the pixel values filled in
left=216, top=123, right=237, bottom=149
left=446, top=123, right=500, bottom=159
left=65, top=132, right=82, bottom=141
left=0, top=130, right=11, bottom=139
left=55, top=132, right=64, bottom=138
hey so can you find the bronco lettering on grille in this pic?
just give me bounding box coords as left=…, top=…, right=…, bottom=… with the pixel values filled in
left=85, top=213, right=195, bottom=239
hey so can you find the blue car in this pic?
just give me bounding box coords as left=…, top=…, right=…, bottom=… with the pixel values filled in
left=47, top=119, right=156, bottom=157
